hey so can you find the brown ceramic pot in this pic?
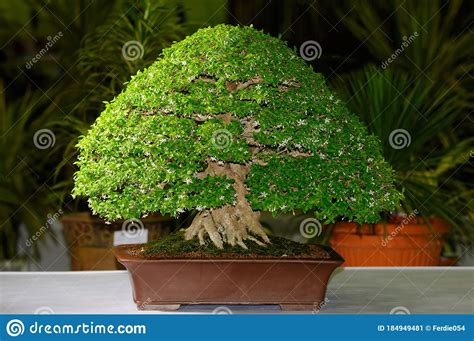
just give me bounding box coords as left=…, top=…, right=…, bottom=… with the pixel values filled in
left=114, top=244, right=343, bottom=311
left=330, top=217, right=451, bottom=267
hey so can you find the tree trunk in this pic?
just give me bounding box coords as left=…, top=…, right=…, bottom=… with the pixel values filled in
left=184, top=161, right=270, bottom=249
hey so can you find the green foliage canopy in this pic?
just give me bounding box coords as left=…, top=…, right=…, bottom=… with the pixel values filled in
left=73, top=24, right=402, bottom=223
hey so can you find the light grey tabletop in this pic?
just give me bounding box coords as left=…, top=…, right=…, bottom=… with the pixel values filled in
left=1, top=267, right=472, bottom=314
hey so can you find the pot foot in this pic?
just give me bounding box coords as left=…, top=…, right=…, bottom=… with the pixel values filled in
left=137, top=303, right=181, bottom=311
left=279, top=304, right=315, bottom=311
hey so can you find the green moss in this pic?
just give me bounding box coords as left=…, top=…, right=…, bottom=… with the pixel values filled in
left=141, top=231, right=311, bottom=258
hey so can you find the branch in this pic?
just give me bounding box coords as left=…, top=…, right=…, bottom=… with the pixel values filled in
left=226, top=75, right=263, bottom=92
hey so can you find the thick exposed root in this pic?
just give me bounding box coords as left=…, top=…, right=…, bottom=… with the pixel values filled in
left=185, top=160, right=270, bottom=249
left=184, top=205, right=270, bottom=249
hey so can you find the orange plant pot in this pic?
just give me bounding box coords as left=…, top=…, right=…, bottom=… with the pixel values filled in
left=329, top=217, right=451, bottom=267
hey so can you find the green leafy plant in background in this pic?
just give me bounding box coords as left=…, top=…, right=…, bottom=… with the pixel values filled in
left=76, top=0, right=186, bottom=113
left=51, top=0, right=187, bottom=202
left=73, top=25, right=402, bottom=249
left=0, top=83, right=60, bottom=260
left=332, top=67, right=473, bottom=238
left=338, top=0, right=472, bottom=78
left=331, top=0, right=474, bottom=243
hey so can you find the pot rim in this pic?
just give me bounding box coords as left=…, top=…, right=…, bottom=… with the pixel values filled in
left=113, top=244, right=344, bottom=264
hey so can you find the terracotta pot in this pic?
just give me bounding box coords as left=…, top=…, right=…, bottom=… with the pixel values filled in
left=62, top=212, right=175, bottom=270
left=114, top=244, right=343, bottom=311
left=439, top=256, right=458, bottom=267
left=330, top=218, right=451, bottom=267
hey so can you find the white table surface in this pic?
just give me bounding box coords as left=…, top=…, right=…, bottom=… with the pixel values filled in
left=1, top=267, right=473, bottom=314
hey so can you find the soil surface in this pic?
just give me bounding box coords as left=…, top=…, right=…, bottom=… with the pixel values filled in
left=127, top=231, right=331, bottom=260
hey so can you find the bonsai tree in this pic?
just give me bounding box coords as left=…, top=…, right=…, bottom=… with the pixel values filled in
left=73, top=25, right=402, bottom=249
